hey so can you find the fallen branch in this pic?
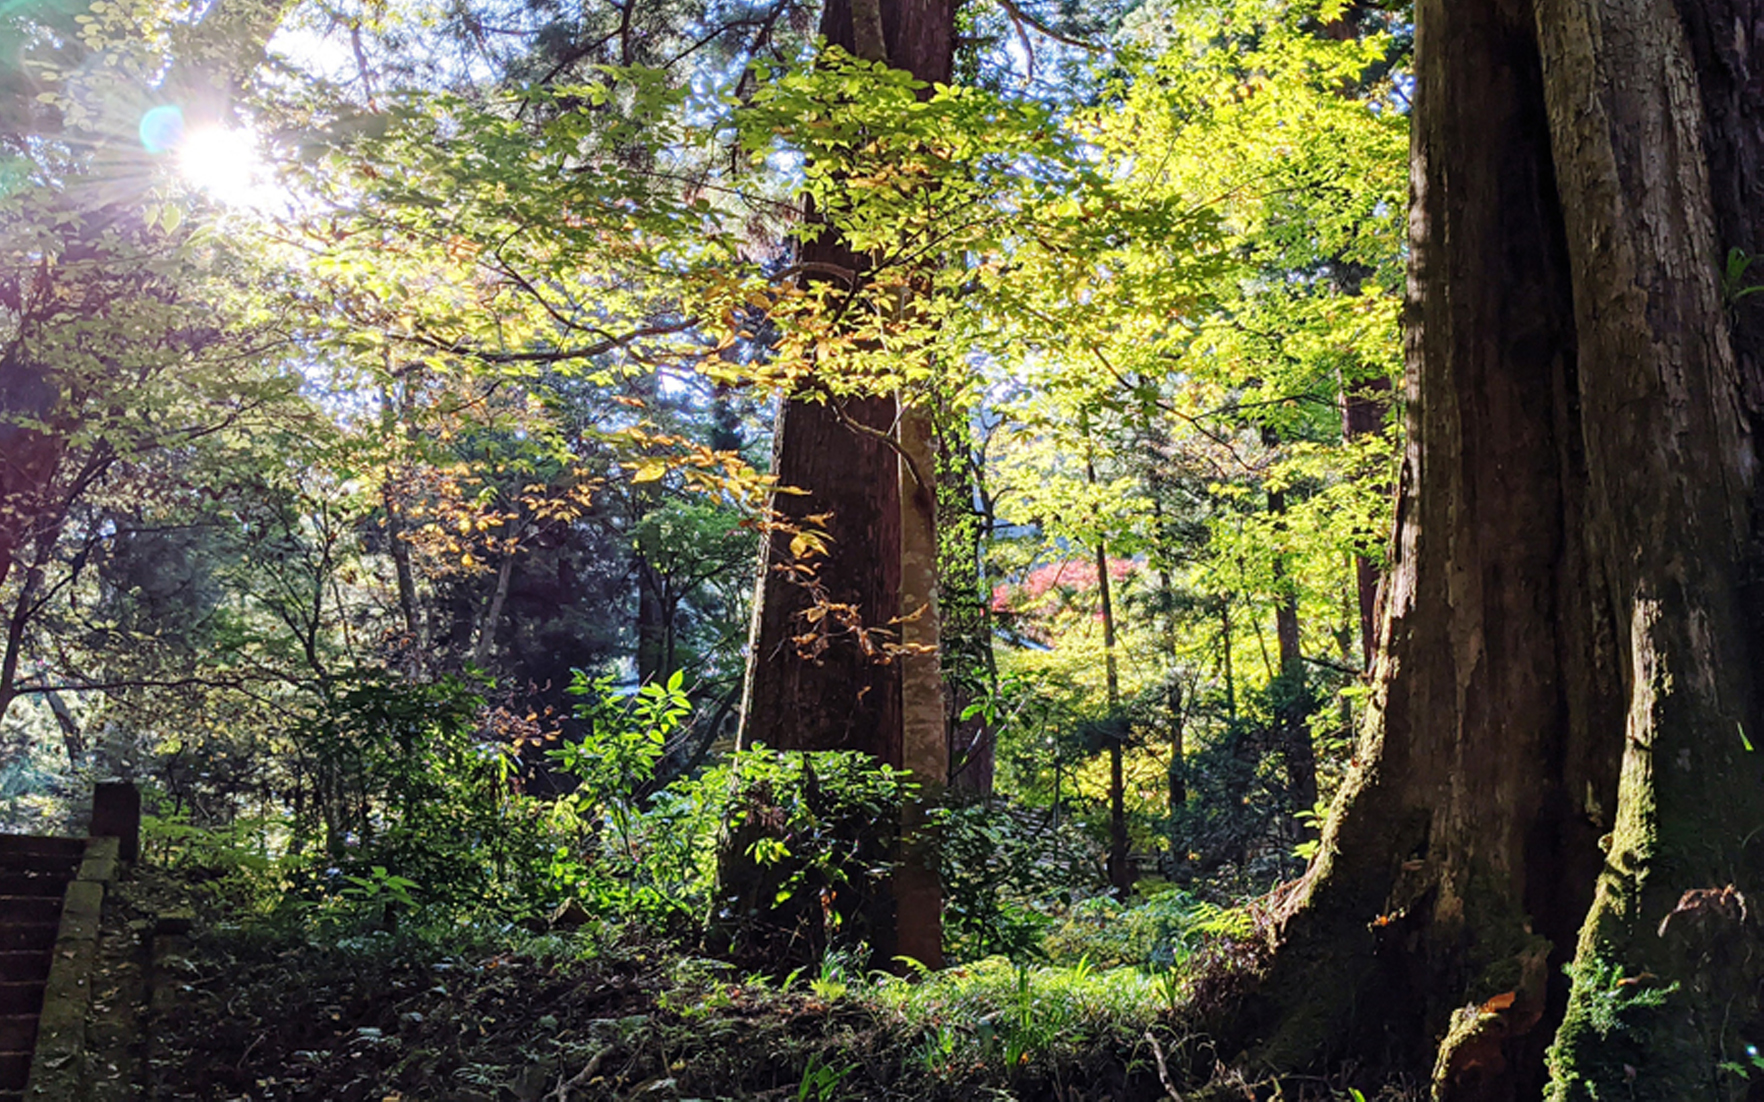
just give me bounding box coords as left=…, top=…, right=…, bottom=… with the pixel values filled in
left=549, top=1045, right=611, bottom=1102
left=1144, top=1031, right=1183, bottom=1101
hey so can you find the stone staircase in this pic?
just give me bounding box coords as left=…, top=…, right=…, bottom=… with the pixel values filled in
left=0, top=835, right=84, bottom=1102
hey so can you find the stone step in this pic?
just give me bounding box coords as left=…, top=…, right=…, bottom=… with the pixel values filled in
left=0, top=1018, right=33, bottom=1054
left=0, top=837, right=83, bottom=860
left=0, top=985, right=40, bottom=1018
left=0, top=955, right=47, bottom=984
left=0, top=899, right=61, bottom=928
left=0, top=874, right=70, bottom=898
left=0, top=853, right=79, bottom=878
left=0, top=1049, right=27, bottom=1088
left=0, top=926, right=56, bottom=953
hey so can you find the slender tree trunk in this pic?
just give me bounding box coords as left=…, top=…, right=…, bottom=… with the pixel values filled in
left=472, top=549, right=515, bottom=669
left=938, top=415, right=995, bottom=795
left=378, top=379, right=420, bottom=643
left=1095, top=535, right=1129, bottom=897
left=1166, top=676, right=1185, bottom=848
left=1081, top=417, right=1130, bottom=896
left=0, top=358, right=61, bottom=599
left=632, top=372, right=669, bottom=687
left=1267, top=475, right=1318, bottom=835
left=384, top=485, right=419, bottom=640
left=636, top=561, right=667, bottom=684
left=1219, top=594, right=1236, bottom=723
left=1340, top=371, right=1392, bottom=670
left=1156, top=527, right=1188, bottom=861
left=43, top=689, right=81, bottom=765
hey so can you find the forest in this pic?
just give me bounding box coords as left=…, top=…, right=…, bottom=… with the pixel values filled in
left=0, top=0, right=1760, bottom=1097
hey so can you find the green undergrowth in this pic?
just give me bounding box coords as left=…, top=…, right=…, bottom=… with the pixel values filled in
left=151, top=923, right=1205, bottom=1101
left=142, top=917, right=1420, bottom=1099
left=137, top=861, right=1349, bottom=1101
left=133, top=828, right=1412, bottom=1102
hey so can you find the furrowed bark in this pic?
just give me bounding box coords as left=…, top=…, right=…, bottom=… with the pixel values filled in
left=1532, top=0, right=1764, bottom=1094
left=1219, top=0, right=1764, bottom=1096
left=897, top=397, right=945, bottom=968
left=1224, top=2, right=1624, bottom=1095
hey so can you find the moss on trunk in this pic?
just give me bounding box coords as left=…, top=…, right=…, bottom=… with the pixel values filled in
left=1212, top=0, right=1764, bottom=1095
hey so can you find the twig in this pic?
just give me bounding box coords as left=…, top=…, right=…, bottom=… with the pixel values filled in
left=823, top=398, right=933, bottom=497
left=1301, top=653, right=1367, bottom=677
left=1144, top=1031, right=1183, bottom=1101
left=549, top=1045, right=611, bottom=1102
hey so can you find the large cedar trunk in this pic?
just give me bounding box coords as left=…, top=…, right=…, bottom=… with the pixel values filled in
left=738, top=0, right=954, bottom=762
left=1220, top=0, right=1764, bottom=1097
left=730, top=0, right=954, bottom=967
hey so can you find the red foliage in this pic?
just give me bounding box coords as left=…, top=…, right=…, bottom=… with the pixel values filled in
left=990, top=557, right=1136, bottom=633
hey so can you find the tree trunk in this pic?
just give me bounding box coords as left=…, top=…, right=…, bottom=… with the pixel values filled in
left=1166, top=675, right=1185, bottom=849
left=472, top=548, right=515, bottom=669
left=1095, top=535, right=1130, bottom=897
left=1267, top=473, right=1318, bottom=837
left=1340, top=370, right=1392, bottom=670
left=635, top=560, right=668, bottom=685
left=1226, top=0, right=1611, bottom=1084
left=1216, top=0, right=1764, bottom=1096
left=896, top=396, right=945, bottom=968
left=731, top=0, right=954, bottom=966
left=378, top=378, right=421, bottom=644
left=1219, top=593, right=1236, bottom=722
left=1532, top=0, right=1762, bottom=1094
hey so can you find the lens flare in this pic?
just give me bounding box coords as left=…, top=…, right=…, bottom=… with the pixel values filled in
left=138, top=105, right=184, bottom=154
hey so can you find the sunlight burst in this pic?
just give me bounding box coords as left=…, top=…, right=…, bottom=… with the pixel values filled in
left=177, top=125, right=274, bottom=208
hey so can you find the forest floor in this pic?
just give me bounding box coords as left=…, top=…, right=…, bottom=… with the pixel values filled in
left=130, top=869, right=1412, bottom=1101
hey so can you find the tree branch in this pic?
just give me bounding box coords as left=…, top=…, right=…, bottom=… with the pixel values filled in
left=401, top=319, right=697, bottom=365
left=992, top=0, right=1103, bottom=53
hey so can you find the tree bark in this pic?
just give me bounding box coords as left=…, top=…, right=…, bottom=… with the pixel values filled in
left=1095, top=535, right=1130, bottom=897
left=1532, top=0, right=1763, bottom=1094
left=732, top=0, right=954, bottom=966
left=1267, top=468, right=1318, bottom=837
left=472, top=548, right=515, bottom=669
left=1166, top=675, right=1185, bottom=855
left=1217, top=0, right=1764, bottom=1096
left=635, top=559, right=668, bottom=684
left=1340, top=370, right=1392, bottom=670
left=896, top=396, right=945, bottom=968
left=1222, top=0, right=1622, bottom=1091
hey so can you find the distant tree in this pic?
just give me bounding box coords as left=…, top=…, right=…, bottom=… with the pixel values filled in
left=0, top=0, right=299, bottom=725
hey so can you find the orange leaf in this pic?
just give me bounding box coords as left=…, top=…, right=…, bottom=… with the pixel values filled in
left=1480, top=991, right=1517, bottom=1014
